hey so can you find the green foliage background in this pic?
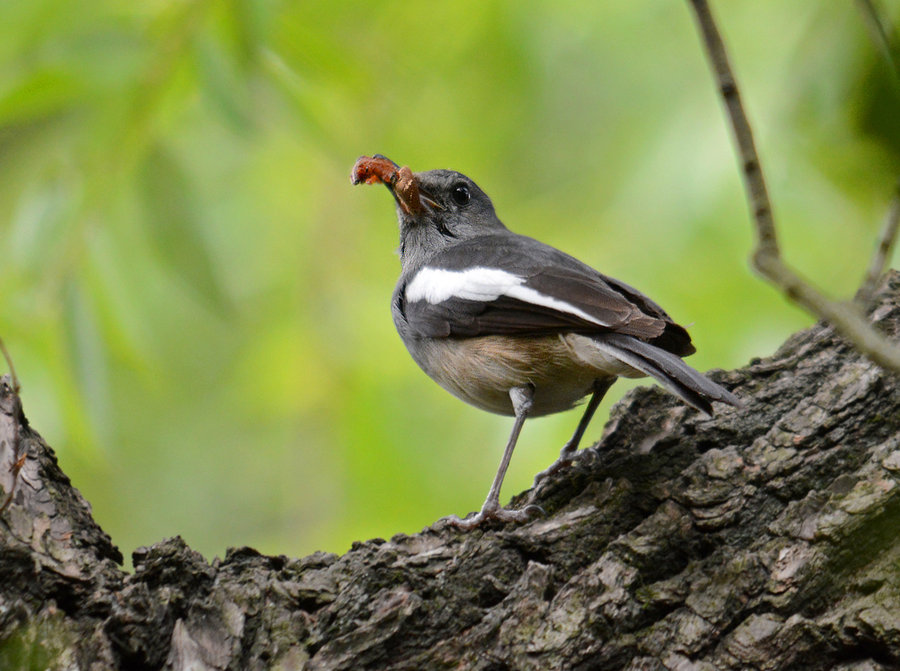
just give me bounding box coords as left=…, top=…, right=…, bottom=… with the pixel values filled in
left=1, top=1, right=898, bottom=562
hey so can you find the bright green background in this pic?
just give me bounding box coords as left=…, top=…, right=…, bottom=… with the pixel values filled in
left=1, top=1, right=898, bottom=563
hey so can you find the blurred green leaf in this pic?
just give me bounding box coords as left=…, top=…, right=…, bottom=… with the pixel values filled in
left=9, top=176, right=71, bottom=272
left=195, top=35, right=253, bottom=133
left=138, top=143, right=231, bottom=314
left=0, top=70, right=83, bottom=127
left=62, top=278, right=109, bottom=450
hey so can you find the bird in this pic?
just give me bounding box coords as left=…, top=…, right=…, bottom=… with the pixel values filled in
left=351, top=154, right=740, bottom=529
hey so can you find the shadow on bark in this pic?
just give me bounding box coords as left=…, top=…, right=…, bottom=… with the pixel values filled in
left=2, top=273, right=900, bottom=671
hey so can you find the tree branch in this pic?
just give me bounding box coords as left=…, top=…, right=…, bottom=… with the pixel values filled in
left=855, top=0, right=900, bottom=90
left=687, top=0, right=900, bottom=372
left=859, top=178, right=900, bottom=303
left=0, top=336, right=19, bottom=394
left=855, top=0, right=900, bottom=303
left=4, top=275, right=900, bottom=669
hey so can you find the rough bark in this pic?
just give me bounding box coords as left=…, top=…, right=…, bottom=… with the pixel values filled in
left=2, top=274, right=900, bottom=671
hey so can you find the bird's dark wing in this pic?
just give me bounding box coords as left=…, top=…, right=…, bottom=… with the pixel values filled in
left=397, top=234, right=694, bottom=355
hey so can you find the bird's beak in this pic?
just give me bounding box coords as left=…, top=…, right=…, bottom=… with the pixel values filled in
left=418, top=188, right=443, bottom=212
left=351, top=155, right=442, bottom=215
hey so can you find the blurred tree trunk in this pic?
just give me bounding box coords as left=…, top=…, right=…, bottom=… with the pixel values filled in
left=2, top=273, right=900, bottom=671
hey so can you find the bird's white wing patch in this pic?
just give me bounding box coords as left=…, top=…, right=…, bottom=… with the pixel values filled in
left=406, top=267, right=518, bottom=303
left=405, top=267, right=608, bottom=326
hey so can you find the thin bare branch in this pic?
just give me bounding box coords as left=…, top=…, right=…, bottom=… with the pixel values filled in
left=687, top=0, right=900, bottom=373
left=859, top=178, right=900, bottom=303
left=855, top=0, right=900, bottom=88
left=854, top=0, right=900, bottom=303
left=0, top=336, right=19, bottom=394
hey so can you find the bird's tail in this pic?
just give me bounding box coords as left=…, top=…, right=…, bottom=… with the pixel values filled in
left=592, top=333, right=741, bottom=415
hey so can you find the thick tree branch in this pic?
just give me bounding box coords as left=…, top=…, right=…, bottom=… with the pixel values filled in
left=0, top=338, right=21, bottom=514
left=2, top=273, right=900, bottom=670
left=687, top=0, right=900, bottom=373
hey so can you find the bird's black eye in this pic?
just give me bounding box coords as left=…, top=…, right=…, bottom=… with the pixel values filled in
left=450, top=183, right=470, bottom=206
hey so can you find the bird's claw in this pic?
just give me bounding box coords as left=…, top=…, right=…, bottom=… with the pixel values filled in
left=522, top=503, right=546, bottom=518
left=445, top=501, right=542, bottom=530
left=532, top=453, right=575, bottom=490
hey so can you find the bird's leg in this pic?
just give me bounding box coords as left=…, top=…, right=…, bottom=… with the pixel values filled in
left=448, top=385, right=541, bottom=529
left=531, top=377, right=615, bottom=491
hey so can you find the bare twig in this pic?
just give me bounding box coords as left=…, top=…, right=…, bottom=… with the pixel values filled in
left=855, top=0, right=900, bottom=302
left=855, top=0, right=900, bottom=88
left=0, top=336, right=19, bottom=394
left=859, top=179, right=900, bottom=303
left=687, top=0, right=900, bottom=373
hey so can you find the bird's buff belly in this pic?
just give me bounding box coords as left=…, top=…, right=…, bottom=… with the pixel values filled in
left=404, top=334, right=644, bottom=417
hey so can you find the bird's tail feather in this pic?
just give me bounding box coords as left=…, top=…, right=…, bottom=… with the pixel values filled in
left=593, top=334, right=741, bottom=415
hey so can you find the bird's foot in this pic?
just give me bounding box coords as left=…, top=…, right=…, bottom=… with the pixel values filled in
left=445, top=500, right=544, bottom=530
left=531, top=445, right=600, bottom=494
left=532, top=445, right=579, bottom=491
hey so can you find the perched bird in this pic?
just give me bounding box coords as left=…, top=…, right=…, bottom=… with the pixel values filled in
left=351, top=155, right=740, bottom=529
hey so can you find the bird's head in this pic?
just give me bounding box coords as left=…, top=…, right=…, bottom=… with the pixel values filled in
left=352, top=155, right=506, bottom=267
